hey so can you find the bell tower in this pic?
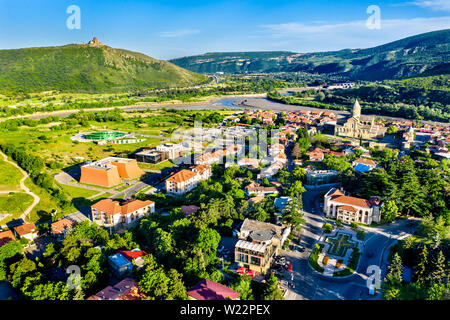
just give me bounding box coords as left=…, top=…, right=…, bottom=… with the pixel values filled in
left=352, top=99, right=361, bottom=118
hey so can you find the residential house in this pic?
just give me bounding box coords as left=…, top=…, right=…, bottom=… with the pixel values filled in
left=13, top=223, right=38, bottom=242
left=308, top=148, right=325, bottom=161
left=181, top=205, right=200, bottom=217
left=352, top=157, right=378, bottom=173
left=323, top=188, right=382, bottom=225
left=187, top=279, right=240, bottom=300
left=244, top=182, right=278, bottom=197
left=108, top=249, right=147, bottom=278
left=50, top=218, right=77, bottom=239
left=87, top=278, right=142, bottom=300
left=237, top=158, right=260, bottom=168
left=0, top=230, right=15, bottom=247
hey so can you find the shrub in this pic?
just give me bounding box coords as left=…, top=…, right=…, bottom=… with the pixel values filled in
left=322, top=223, right=333, bottom=233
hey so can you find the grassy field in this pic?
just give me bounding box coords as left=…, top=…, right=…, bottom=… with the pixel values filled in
left=59, top=184, right=101, bottom=199
left=0, top=192, right=34, bottom=224
left=139, top=160, right=175, bottom=171
left=0, top=159, right=23, bottom=191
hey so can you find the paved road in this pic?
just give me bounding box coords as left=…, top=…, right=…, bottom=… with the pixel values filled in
left=0, top=151, right=40, bottom=228
left=281, top=184, right=419, bottom=300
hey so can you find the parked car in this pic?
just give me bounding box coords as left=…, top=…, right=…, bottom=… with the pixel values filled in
left=287, top=263, right=293, bottom=272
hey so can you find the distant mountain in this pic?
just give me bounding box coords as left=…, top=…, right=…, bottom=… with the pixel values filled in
left=170, top=29, right=450, bottom=80
left=0, top=38, right=208, bottom=93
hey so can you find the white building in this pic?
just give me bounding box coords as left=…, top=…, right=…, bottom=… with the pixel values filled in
left=156, top=143, right=184, bottom=160
left=91, top=199, right=155, bottom=228
left=323, top=188, right=382, bottom=225
left=165, top=164, right=212, bottom=195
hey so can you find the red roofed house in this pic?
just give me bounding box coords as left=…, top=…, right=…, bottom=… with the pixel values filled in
left=0, top=230, right=15, bottom=247
left=187, top=279, right=240, bottom=300
left=323, top=188, right=382, bottom=225
left=13, top=223, right=38, bottom=242
left=51, top=218, right=77, bottom=239
left=87, top=278, right=142, bottom=300
left=181, top=205, right=200, bottom=217
left=308, top=148, right=325, bottom=162
left=91, top=199, right=155, bottom=228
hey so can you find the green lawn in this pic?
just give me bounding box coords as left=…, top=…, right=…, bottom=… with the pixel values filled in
left=139, top=160, right=175, bottom=171
left=0, top=192, right=34, bottom=224
left=325, top=233, right=356, bottom=257
left=59, top=184, right=101, bottom=199
left=333, top=248, right=361, bottom=277
left=309, top=244, right=325, bottom=273
left=0, top=160, right=23, bottom=191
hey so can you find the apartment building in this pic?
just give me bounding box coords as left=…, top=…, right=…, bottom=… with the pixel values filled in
left=91, top=199, right=155, bottom=228
left=165, top=164, right=212, bottom=195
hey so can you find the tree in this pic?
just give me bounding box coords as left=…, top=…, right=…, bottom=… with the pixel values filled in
left=415, top=245, right=429, bottom=285
left=249, top=203, right=269, bottom=222
left=382, top=200, right=398, bottom=223
left=426, top=251, right=446, bottom=284
left=291, top=143, right=302, bottom=159
left=282, top=198, right=305, bottom=230
left=284, top=180, right=302, bottom=199
left=261, top=273, right=284, bottom=300
left=322, top=223, right=333, bottom=233
left=386, top=253, right=403, bottom=286
left=387, top=126, right=398, bottom=134
left=291, top=167, right=306, bottom=181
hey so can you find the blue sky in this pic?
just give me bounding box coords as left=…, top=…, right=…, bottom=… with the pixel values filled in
left=0, top=0, right=449, bottom=59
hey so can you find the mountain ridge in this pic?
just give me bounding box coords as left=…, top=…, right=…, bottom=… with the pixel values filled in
left=0, top=39, right=208, bottom=93
left=169, top=29, right=450, bottom=80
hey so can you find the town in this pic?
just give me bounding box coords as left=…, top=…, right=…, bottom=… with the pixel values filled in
left=0, top=0, right=449, bottom=306
left=0, top=96, right=448, bottom=301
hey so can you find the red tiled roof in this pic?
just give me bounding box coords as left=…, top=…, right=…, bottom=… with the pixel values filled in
left=338, top=205, right=357, bottom=212
left=92, top=199, right=122, bottom=216
left=118, top=250, right=147, bottom=262
left=14, top=223, right=37, bottom=237
left=331, top=195, right=371, bottom=209
left=181, top=205, right=200, bottom=217
left=187, top=279, right=240, bottom=301
left=121, top=200, right=154, bottom=215
left=87, top=278, right=141, bottom=300
left=0, top=230, right=15, bottom=247
left=51, top=219, right=77, bottom=234
left=166, top=169, right=197, bottom=183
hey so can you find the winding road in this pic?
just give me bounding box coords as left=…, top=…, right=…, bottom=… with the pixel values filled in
left=0, top=151, right=40, bottom=228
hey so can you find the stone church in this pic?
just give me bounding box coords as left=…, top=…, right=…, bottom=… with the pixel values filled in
left=334, top=100, right=386, bottom=139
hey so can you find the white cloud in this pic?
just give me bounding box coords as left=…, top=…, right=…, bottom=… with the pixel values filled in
left=259, top=16, right=450, bottom=52
left=407, top=0, right=450, bottom=12
left=158, top=29, right=200, bottom=38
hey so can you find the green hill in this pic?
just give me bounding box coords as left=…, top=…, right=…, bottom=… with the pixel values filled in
left=170, top=29, right=450, bottom=80
left=0, top=40, right=208, bottom=93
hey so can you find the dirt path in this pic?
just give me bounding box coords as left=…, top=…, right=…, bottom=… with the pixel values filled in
left=0, top=151, right=40, bottom=226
